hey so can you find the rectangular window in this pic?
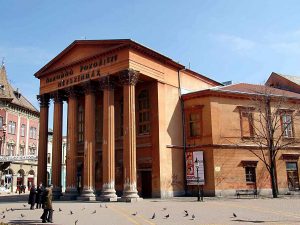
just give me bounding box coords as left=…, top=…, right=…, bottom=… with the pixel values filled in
left=189, top=112, right=201, bottom=137
left=7, top=121, right=16, bottom=135
left=138, top=90, right=150, bottom=135
left=0, top=116, right=3, bottom=129
left=240, top=111, right=254, bottom=138
left=29, top=127, right=36, bottom=139
left=245, top=167, right=256, bottom=183
left=47, top=153, right=51, bottom=164
left=20, top=124, right=25, bottom=137
left=282, top=114, right=293, bottom=138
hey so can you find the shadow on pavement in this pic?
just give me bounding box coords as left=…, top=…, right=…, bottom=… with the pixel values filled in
left=9, top=220, right=57, bottom=225
left=232, top=219, right=282, bottom=223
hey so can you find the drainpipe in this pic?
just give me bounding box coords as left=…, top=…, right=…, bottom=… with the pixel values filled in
left=178, top=69, right=187, bottom=196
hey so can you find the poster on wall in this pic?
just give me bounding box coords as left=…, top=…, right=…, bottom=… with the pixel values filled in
left=186, top=151, right=205, bottom=185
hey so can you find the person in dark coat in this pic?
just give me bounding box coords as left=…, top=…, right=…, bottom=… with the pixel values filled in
left=28, top=185, right=37, bottom=210
left=41, top=184, right=53, bottom=223
left=35, top=183, right=44, bottom=209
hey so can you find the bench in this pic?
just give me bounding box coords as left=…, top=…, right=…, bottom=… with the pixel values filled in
left=236, top=189, right=257, bottom=198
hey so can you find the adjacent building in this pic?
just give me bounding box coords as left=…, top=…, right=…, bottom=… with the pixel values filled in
left=0, top=64, right=39, bottom=192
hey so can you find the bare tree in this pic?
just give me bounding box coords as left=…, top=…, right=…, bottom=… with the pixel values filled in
left=238, top=86, right=300, bottom=198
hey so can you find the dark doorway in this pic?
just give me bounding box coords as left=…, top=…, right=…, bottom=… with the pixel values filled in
left=286, top=162, right=300, bottom=191
left=141, top=171, right=152, bottom=198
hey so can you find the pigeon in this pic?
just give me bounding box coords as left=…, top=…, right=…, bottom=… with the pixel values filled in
left=75, top=219, right=78, bottom=225
left=100, top=204, right=102, bottom=208
left=132, top=212, right=137, bottom=216
left=192, top=214, right=195, bottom=220
left=5, top=208, right=9, bottom=212
left=2, top=215, right=5, bottom=219
left=91, top=210, right=96, bottom=214
left=162, top=207, right=167, bottom=211
left=184, top=210, right=188, bottom=214
left=151, top=213, right=155, bottom=219
left=23, top=204, right=27, bottom=208
left=233, top=213, right=237, bottom=218
left=164, top=214, right=170, bottom=219
left=81, top=207, right=85, bottom=211
left=11, top=208, right=14, bottom=212
left=1, top=211, right=4, bottom=214
left=70, top=210, right=74, bottom=215
left=105, top=204, right=108, bottom=208
left=184, top=211, right=189, bottom=217
left=59, top=208, right=62, bottom=212
left=21, top=214, right=25, bottom=217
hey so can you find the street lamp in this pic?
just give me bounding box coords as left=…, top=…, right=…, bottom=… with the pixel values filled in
left=0, top=123, right=6, bottom=155
left=194, top=158, right=200, bottom=202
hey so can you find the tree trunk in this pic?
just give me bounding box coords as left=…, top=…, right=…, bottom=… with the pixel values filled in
left=270, top=164, right=278, bottom=198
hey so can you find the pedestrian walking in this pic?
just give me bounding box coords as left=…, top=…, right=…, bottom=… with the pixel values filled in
left=35, top=183, right=44, bottom=209
left=28, top=185, right=37, bottom=210
left=41, top=184, right=53, bottom=223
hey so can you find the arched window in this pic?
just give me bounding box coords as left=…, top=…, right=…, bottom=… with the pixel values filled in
left=78, top=105, right=84, bottom=142
left=138, top=90, right=150, bottom=135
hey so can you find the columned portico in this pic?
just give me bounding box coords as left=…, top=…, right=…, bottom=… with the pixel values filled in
left=37, top=94, right=49, bottom=186
left=64, top=88, right=78, bottom=199
left=51, top=92, right=63, bottom=199
left=78, top=81, right=96, bottom=200
left=99, top=76, right=117, bottom=201
left=119, top=69, right=141, bottom=202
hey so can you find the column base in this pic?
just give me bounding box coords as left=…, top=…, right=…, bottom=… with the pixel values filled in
left=52, top=187, right=62, bottom=200
left=97, top=188, right=118, bottom=202
left=62, top=188, right=78, bottom=200
left=77, top=188, right=96, bottom=201
left=121, top=189, right=141, bottom=202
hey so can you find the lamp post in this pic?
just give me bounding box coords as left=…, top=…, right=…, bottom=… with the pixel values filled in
left=0, top=123, right=6, bottom=155
left=194, top=158, right=200, bottom=202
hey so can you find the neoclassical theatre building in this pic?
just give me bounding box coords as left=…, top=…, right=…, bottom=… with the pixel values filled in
left=35, top=39, right=220, bottom=201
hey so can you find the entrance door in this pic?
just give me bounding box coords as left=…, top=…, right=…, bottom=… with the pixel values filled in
left=141, top=171, right=152, bottom=198
left=286, top=162, right=300, bottom=191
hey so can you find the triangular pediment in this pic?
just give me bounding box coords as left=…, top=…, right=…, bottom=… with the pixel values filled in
left=35, top=39, right=131, bottom=77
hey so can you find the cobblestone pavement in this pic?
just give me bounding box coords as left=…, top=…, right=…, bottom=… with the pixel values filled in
left=0, top=193, right=299, bottom=225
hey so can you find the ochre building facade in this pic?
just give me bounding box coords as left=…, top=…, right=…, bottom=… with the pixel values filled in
left=35, top=39, right=219, bottom=201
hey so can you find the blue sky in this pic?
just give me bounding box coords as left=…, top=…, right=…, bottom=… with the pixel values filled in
left=1, top=0, right=300, bottom=132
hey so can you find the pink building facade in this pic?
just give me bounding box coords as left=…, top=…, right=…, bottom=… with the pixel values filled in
left=0, top=65, right=39, bottom=193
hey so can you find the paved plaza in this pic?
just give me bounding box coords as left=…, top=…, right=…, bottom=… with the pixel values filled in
left=0, top=193, right=299, bottom=225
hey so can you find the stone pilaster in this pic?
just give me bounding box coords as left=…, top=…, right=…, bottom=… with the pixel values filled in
left=37, top=94, right=50, bottom=186
left=78, top=81, right=96, bottom=201
left=98, top=76, right=117, bottom=201
left=51, top=92, right=63, bottom=199
left=119, top=69, right=141, bottom=202
left=64, top=88, right=79, bottom=200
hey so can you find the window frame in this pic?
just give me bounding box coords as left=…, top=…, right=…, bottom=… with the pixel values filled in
left=281, top=113, right=294, bottom=138
left=20, top=124, right=25, bottom=137
left=137, top=90, right=151, bottom=136
left=245, top=166, right=256, bottom=183
left=238, top=107, right=255, bottom=139
left=185, top=105, right=203, bottom=139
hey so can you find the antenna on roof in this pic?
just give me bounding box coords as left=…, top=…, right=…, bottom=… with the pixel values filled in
left=188, top=62, right=191, bottom=69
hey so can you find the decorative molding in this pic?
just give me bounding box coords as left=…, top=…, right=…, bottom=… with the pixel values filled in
left=118, top=69, right=139, bottom=86
left=99, top=76, right=116, bottom=90
left=51, top=91, right=64, bottom=103
left=37, top=94, right=50, bottom=108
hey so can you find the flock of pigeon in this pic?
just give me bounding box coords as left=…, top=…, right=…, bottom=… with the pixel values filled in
left=0, top=203, right=239, bottom=224
left=131, top=207, right=196, bottom=221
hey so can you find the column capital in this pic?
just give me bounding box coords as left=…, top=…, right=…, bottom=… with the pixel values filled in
left=51, top=91, right=64, bottom=103
left=37, top=94, right=50, bottom=107
left=83, top=81, right=97, bottom=94
left=65, top=87, right=80, bottom=99
left=99, top=76, right=116, bottom=90
left=118, top=69, right=139, bottom=86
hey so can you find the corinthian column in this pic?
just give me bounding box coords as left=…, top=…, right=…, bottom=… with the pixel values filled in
left=51, top=92, right=63, bottom=199
left=98, top=76, right=117, bottom=201
left=78, top=81, right=96, bottom=201
left=119, top=69, right=141, bottom=202
left=37, top=94, right=49, bottom=187
left=64, top=87, right=78, bottom=200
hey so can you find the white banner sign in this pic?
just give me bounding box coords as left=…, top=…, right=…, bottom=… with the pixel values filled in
left=0, top=155, right=38, bottom=162
left=186, top=151, right=205, bottom=185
